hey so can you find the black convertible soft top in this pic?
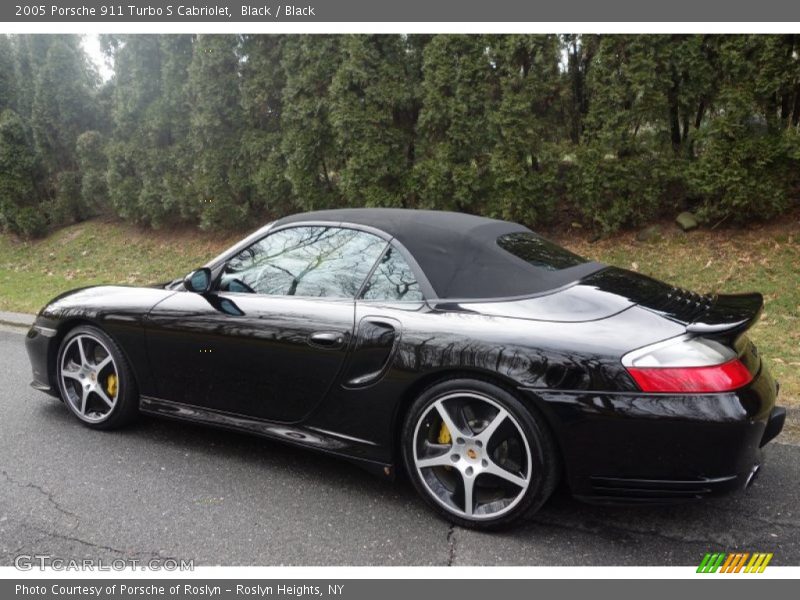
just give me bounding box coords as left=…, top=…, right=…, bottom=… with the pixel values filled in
left=275, top=208, right=604, bottom=300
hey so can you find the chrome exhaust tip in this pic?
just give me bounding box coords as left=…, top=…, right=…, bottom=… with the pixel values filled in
left=745, top=464, right=761, bottom=488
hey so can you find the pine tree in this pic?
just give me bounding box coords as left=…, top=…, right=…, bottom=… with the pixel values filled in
left=12, top=35, right=53, bottom=122
left=187, top=34, right=249, bottom=229
left=106, top=35, right=193, bottom=226
left=155, top=35, right=195, bottom=223
left=105, top=35, right=163, bottom=222
left=31, top=35, right=97, bottom=177
left=240, top=34, right=294, bottom=216
left=0, top=35, right=17, bottom=111
left=0, top=109, right=43, bottom=236
left=563, top=34, right=599, bottom=144
left=488, top=34, right=564, bottom=225
left=330, top=35, right=419, bottom=208
left=414, top=35, right=499, bottom=211
left=688, top=35, right=797, bottom=223
left=280, top=35, right=344, bottom=210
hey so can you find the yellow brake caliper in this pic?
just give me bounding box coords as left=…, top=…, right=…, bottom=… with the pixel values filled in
left=438, top=421, right=451, bottom=444
left=106, top=373, right=118, bottom=397
left=438, top=421, right=452, bottom=469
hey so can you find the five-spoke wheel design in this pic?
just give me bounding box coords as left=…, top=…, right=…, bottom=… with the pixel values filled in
left=59, top=333, right=119, bottom=424
left=412, top=391, right=533, bottom=521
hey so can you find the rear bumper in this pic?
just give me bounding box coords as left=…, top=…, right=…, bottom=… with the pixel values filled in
left=761, top=406, right=785, bottom=447
left=582, top=473, right=745, bottom=503
left=523, top=361, right=783, bottom=504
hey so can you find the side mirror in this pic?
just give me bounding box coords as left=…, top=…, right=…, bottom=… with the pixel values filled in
left=183, top=268, right=212, bottom=293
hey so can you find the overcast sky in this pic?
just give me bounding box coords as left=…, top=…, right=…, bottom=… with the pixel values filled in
left=81, top=33, right=113, bottom=81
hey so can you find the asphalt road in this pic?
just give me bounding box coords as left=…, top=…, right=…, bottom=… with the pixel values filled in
left=1, top=327, right=798, bottom=566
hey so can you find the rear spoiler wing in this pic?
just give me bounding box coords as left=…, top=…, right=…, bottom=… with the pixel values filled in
left=686, top=292, right=764, bottom=338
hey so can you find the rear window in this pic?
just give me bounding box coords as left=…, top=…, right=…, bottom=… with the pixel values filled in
left=497, top=232, right=587, bottom=271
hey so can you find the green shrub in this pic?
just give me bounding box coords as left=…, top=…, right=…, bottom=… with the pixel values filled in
left=13, top=206, right=47, bottom=238
left=0, top=109, right=40, bottom=236
left=689, top=128, right=797, bottom=224
left=566, top=148, right=677, bottom=233
left=487, top=147, right=565, bottom=227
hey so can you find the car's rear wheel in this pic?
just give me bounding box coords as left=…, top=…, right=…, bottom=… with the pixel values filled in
left=56, top=325, right=138, bottom=430
left=402, top=378, right=558, bottom=529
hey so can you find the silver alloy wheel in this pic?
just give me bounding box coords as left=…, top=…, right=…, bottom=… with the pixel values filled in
left=59, top=334, right=119, bottom=423
left=412, top=391, right=533, bottom=520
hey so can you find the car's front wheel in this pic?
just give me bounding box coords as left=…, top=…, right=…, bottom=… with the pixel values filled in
left=402, top=379, right=559, bottom=529
left=56, top=325, right=138, bottom=430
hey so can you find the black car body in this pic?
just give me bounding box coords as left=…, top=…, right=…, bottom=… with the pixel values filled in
left=25, top=209, right=785, bottom=527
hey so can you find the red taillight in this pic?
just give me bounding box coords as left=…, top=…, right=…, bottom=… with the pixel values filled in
left=627, top=359, right=753, bottom=393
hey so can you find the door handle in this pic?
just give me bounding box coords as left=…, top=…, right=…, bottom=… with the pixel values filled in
left=308, top=331, right=345, bottom=349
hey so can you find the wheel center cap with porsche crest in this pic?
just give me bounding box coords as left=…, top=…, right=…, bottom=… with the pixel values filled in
left=466, top=447, right=478, bottom=460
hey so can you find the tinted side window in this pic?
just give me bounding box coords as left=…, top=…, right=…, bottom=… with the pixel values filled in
left=221, top=226, right=387, bottom=298
left=361, top=246, right=423, bottom=302
left=497, top=232, right=586, bottom=271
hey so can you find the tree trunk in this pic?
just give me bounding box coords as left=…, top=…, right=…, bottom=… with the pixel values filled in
left=668, top=67, right=682, bottom=153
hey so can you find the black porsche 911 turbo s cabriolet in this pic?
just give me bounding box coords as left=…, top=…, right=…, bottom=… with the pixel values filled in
left=25, top=208, right=785, bottom=528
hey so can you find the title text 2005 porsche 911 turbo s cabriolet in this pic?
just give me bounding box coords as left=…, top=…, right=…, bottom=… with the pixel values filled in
left=25, top=208, right=785, bottom=528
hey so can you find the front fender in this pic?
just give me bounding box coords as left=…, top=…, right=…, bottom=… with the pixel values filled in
left=30, top=285, right=178, bottom=397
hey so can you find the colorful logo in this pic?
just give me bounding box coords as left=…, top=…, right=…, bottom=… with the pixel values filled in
left=697, top=552, right=773, bottom=573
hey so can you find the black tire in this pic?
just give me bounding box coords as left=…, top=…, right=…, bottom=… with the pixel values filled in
left=401, top=378, right=559, bottom=529
left=55, top=325, right=139, bottom=430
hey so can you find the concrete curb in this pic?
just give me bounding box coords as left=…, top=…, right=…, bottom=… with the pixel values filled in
left=0, top=311, right=35, bottom=330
